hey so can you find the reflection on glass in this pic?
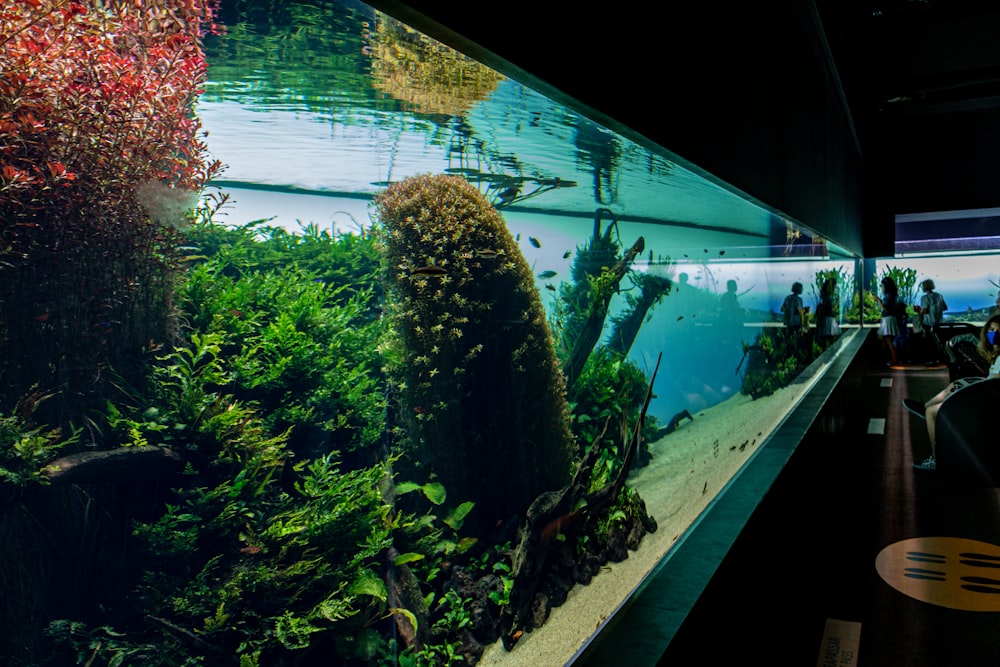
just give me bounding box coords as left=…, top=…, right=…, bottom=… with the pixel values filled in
left=1, top=1, right=903, bottom=666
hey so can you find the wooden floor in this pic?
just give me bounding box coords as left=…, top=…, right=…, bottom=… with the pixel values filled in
left=655, top=344, right=1000, bottom=666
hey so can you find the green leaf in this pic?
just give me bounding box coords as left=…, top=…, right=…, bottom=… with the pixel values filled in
left=442, top=500, right=474, bottom=530
left=421, top=482, right=446, bottom=505
left=393, top=552, right=425, bottom=566
left=395, top=481, right=421, bottom=496
left=354, top=627, right=381, bottom=661
left=349, top=568, right=387, bottom=602
left=389, top=607, right=419, bottom=635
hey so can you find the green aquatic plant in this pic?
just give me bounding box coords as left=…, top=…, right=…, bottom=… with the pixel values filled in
left=606, top=259, right=674, bottom=357
left=567, top=347, right=655, bottom=482
left=176, top=225, right=386, bottom=456
left=739, top=329, right=821, bottom=399
left=375, top=173, right=575, bottom=533
left=551, top=208, right=646, bottom=389
left=0, top=391, right=78, bottom=487
left=878, top=265, right=919, bottom=308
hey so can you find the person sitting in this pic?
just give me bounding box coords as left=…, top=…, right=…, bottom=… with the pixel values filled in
left=902, top=314, right=1000, bottom=470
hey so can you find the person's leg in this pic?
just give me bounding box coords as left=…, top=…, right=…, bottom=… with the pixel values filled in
left=926, top=401, right=943, bottom=456
left=925, top=382, right=955, bottom=408
left=885, top=336, right=897, bottom=364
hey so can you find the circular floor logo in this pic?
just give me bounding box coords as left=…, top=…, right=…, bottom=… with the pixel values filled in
left=876, top=536, right=1000, bottom=611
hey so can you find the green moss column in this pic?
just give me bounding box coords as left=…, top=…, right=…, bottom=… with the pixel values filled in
left=376, top=174, right=574, bottom=531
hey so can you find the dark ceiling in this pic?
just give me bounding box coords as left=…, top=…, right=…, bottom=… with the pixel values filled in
left=827, top=0, right=1000, bottom=119
left=821, top=0, right=1000, bottom=212
left=371, top=0, right=1000, bottom=248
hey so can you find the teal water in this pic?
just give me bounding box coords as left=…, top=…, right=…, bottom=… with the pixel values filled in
left=198, top=0, right=860, bottom=430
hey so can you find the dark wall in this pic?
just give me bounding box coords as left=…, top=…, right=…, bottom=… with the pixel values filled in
left=370, top=0, right=877, bottom=256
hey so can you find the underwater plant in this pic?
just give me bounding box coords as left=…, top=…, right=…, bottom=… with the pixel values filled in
left=0, top=0, right=222, bottom=427
left=177, top=220, right=386, bottom=460
left=606, top=257, right=674, bottom=358
left=551, top=208, right=646, bottom=389
left=878, top=265, right=919, bottom=310
left=740, top=330, right=821, bottom=399
left=375, top=173, right=576, bottom=534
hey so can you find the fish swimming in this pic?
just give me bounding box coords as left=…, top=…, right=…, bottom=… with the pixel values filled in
left=528, top=237, right=541, bottom=248
left=412, top=266, right=447, bottom=276
left=537, top=270, right=557, bottom=279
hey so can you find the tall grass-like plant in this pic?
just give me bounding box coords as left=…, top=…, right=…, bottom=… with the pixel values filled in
left=0, top=0, right=222, bottom=428
left=879, top=265, right=919, bottom=309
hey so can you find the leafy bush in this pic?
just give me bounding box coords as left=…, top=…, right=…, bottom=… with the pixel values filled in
left=51, top=335, right=397, bottom=665
left=176, top=220, right=386, bottom=455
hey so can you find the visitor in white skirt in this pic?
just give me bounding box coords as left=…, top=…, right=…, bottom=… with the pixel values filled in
left=815, top=275, right=841, bottom=346
left=872, top=276, right=900, bottom=366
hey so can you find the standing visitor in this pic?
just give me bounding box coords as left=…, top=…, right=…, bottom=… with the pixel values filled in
left=815, top=276, right=840, bottom=347
left=872, top=276, right=900, bottom=366
left=781, top=282, right=806, bottom=335
left=914, top=278, right=948, bottom=363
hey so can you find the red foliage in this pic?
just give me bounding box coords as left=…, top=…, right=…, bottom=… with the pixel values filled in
left=0, top=0, right=225, bottom=424
left=0, top=0, right=221, bottom=215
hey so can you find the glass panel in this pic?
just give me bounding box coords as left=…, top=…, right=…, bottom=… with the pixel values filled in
left=0, top=1, right=870, bottom=665
left=189, top=4, right=864, bottom=663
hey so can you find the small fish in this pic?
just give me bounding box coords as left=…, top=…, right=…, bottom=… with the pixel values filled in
left=34, top=313, right=50, bottom=323
left=676, top=315, right=684, bottom=321
left=512, top=630, right=523, bottom=641
left=544, top=284, right=556, bottom=291
left=537, top=270, right=557, bottom=279
left=475, top=249, right=499, bottom=258
left=412, top=266, right=447, bottom=276
left=562, top=250, right=572, bottom=259
left=719, top=250, right=726, bottom=256
left=528, top=237, right=541, bottom=248
left=239, top=545, right=261, bottom=555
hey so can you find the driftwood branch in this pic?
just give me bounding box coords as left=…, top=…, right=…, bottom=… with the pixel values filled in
left=42, top=446, right=183, bottom=485
left=499, top=353, right=662, bottom=648
left=385, top=546, right=429, bottom=649
left=145, top=614, right=231, bottom=661
left=562, top=236, right=646, bottom=389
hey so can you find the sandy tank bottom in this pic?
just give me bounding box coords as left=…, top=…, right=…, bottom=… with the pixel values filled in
left=477, top=364, right=830, bottom=666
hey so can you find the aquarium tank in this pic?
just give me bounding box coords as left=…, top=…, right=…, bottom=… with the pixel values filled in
left=4, top=1, right=992, bottom=666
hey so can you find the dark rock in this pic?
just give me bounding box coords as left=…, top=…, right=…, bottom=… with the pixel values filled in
left=625, top=519, right=645, bottom=550
left=540, top=569, right=572, bottom=608
left=606, top=528, right=629, bottom=562
left=455, top=628, right=485, bottom=665
left=530, top=592, right=552, bottom=629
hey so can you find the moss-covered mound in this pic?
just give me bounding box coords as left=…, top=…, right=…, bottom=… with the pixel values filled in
left=375, top=174, right=575, bottom=532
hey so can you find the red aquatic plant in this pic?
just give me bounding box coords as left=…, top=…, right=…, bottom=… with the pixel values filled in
left=0, top=0, right=223, bottom=426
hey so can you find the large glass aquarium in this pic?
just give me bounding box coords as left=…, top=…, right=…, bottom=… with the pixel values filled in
left=2, top=1, right=886, bottom=666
